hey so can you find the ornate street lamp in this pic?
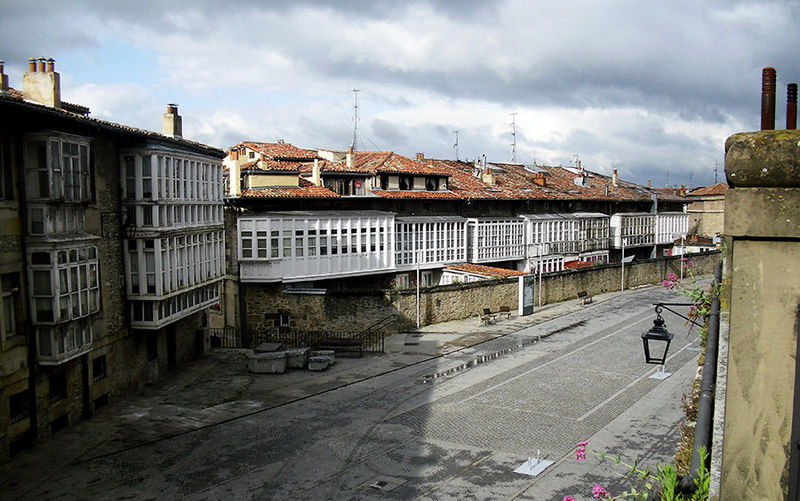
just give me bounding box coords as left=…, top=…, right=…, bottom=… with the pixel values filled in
left=642, top=306, right=673, bottom=365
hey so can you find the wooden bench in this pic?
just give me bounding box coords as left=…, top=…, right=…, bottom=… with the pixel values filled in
left=577, top=290, right=593, bottom=305
left=498, top=305, right=512, bottom=320
left=479, top=308, right=498, bottom=326
left=315, top=337, right=363, bottom=357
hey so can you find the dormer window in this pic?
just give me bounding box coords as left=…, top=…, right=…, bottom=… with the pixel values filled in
left=425, top=177, right=439, bottom=191
left=399, top=175, right=414, bottom=190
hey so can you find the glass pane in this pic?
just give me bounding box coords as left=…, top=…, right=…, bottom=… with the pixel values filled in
left=33, top=270, right=51, bottom=295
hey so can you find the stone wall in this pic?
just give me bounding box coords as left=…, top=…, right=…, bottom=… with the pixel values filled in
left=717, top=129, right=800, bottom=500
left=242, top=251, right=721, bottom=332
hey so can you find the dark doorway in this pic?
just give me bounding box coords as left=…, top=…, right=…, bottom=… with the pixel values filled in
left=167, top=325, right=177, bottom=368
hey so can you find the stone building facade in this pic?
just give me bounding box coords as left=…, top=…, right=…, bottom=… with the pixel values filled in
left=0, top=58, right=224, bottom=462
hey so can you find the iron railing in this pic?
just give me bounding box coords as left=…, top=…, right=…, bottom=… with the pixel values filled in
left=208, top=325, right=388, bottom=353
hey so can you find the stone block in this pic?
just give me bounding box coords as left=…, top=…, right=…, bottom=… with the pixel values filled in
left=285, top=347, right=310, bottom=369
left=308, top=356, right=330, bottom=371
left=311, top=350, right=336, bottom=365
left=248, top=351, right=287, bottom=374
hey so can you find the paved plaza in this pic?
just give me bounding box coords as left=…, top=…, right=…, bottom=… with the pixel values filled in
left=1, top=282, right=709, bottom=500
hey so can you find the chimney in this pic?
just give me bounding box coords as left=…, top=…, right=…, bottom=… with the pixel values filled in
left=0, top=61, right=8, bottom=95
left=22, top=56, right=61, bottom=108
left=311, top=158, right=322, bottom=186
left=532, top=173, right=546, bottom=187
left=647, top=179, right=652, bottom=188
left=228, top=152, right=241, bottom=197
left=612, top=169, right=618, bottom=186
left=761, top=67, right=776, bottom=130
left=162, top=103, right=182, bottom=138
left=416, top=152, right=424, bottom=161
left=346, top=152, right=353, bottom=168
left=787, top=83, right=797, bottom=130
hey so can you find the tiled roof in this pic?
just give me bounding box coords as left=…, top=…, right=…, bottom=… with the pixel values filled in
left=564, top=260, right=595, bottom=270
left=1, top=92, right=225, bottom=158
left=240, top=178, right=339, bottom=199
left=367, top=189, right=461, bottom=199
left=353, top=151, right=450, bottom=175
left=242, top=159, right=305, bottom=172
left=233, top=141, right=317, bottom=160
left=445, top=263, right=525, bottom=277
left=687, top=183, right=728, bottom=196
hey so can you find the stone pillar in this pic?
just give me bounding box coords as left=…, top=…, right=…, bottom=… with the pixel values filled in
left=719, top=129, right=800, bottom=499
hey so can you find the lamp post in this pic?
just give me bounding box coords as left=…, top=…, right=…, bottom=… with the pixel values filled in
left=538, top=245, right=543, bottom=307
left=620, top=237, right=627, bottom=291
left=642, top=306, right=674, bottom=379
left=672, top=232, right=687, bottom=279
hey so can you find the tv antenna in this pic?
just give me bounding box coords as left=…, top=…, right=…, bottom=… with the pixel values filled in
left=510, top=112, right=518, bottom=163
left=350, top=89, right=360, bottom=152
left=453, top=129, right=460, bottom=161
left=714, top=160, right=719, bottom=184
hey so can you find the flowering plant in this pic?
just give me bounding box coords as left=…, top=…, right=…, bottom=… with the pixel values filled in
left=565, top=441, right=709, bottom=500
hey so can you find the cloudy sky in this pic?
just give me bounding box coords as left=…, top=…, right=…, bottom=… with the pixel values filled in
left=2, top=1, right=797, bottom=187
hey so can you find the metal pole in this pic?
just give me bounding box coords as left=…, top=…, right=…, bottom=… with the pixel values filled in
left=538, top=247, right=543, bottom=307
left=416, top=250, right=421, bottom=329
left=621, top=238, right=625, bottom=291
left=680, top=235, right=685, bottom=280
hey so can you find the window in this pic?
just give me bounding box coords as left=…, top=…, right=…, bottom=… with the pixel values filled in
left=422, top=271, right=434, bottom=287
left=25, top=135, right=91, bottom=202
left=278, top=311, right=290, bottom=327
left=49, top=372, right=67, bottom=403
left=425, top=177, right=439, bottom=191
left=30, top=246, right=100, bottom=324
left=92, top=355, right=107, bottom=381
left=399, top=175, right=414, bottom=190
left=1, top=273, right=18, bottom=341
left=10, top=390, right=29, bottom=424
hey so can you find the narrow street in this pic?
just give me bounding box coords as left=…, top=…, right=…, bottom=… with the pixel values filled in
left=4, top=284, right=703, bottom=500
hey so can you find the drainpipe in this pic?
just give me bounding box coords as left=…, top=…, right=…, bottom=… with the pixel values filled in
left=761, top=67, right=776, bottom=130
left=676, top=261, right=722, bottom=495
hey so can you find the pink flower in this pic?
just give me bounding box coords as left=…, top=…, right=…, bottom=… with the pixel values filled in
left=592, top=484, right=610, bottom=498
left=681, top=257, right=688, bottom=262
left=575, top=441, right=588, bottom=461
left=563, top=496, right=576, bottom=501
left=688, top=260, right=694, bottom=267
left=668, top=273, right=677, bottom=281
left=689, top=305, right=697, bottom=311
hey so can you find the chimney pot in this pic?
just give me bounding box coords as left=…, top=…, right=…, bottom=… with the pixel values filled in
left=38, top=58, right=46, bottom=72
left=28, top=58, right=37, bottom=72
left=0, top=60, right=7, bottom=95
left=46, top=58, right=55, bottom=72
left=647, top=179, right=652, bottom=188
left=23, top=57, right=61, bottom=108
left=612, top=169, right=618, bottom=186
left=761, top=67, right=777, bottom=130
left=787, top=83, right=797, bottom=130
left=416, top=152, right=424, bottom=161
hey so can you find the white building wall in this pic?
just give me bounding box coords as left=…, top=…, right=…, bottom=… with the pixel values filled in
left=610, top=213, right=656, bottom=248
left=466, top=218, right=525, bottom=263
left=395, top=217, right=467, bottom=270
left=655, top=212, right=689, bottom=244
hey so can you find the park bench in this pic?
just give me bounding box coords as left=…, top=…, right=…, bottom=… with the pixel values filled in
left=315, top=337, right=363, bottom=357
left=479, top=308, right=498, bottom=326
left=577, top=290, right=593, bottom=305
left=498, top=305, right=512, bottom=320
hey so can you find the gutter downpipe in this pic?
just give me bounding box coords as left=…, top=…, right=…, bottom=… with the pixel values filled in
left=676, top=260, right=722, bottom=495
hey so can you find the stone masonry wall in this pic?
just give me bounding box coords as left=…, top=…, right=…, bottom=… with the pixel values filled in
left=243, top=251, right=721, bottom=332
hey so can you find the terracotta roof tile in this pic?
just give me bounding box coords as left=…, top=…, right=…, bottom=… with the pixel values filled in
left=445, top=263, right=525, bottom=277
left=240, top=178, right=338, bottom=199
left=367, top=189, right=461, bottom=199
left=233, top=141, right=317, bottom=160
left=353, top=151, right=450, bottom=175
left=687, top=183, right=728, bottom=196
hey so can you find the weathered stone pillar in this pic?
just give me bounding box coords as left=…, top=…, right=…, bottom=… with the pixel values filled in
left=720, top=129, right=800, bottom=499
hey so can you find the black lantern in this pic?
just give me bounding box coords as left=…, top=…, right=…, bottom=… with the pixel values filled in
left=641, top=308, right=673, bottom=365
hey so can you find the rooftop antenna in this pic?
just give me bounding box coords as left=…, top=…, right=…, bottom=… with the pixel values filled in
left=510, top=112, right=518, bottom=163
left=714, top=160, right=719, bottom=184
left=453, top=129, right=460, bottom=161
left=665, top=169, right=669, bottom=188
left=350, top=89, right=360, bottom=152
left=689, top=168, right=693, bottom=189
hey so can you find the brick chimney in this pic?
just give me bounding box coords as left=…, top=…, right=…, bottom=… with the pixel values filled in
left=162, top=103, right=182, bottom=138
left=311, top=158, right=322, bottom=186
left=416, top=152, right=424, bottom=161
left=0, top=60, right=8, bottom=95
left=22, top=57, right=61, bottom=108
left=532, top=173, right=547, bottom=187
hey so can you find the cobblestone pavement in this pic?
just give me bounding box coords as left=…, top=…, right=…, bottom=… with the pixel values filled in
left=1, top=282, right=708, bottom=500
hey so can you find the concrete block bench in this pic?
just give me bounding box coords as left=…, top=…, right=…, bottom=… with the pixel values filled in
left=285, top=347, right=310, bottom=369
left=248, top=351, right=287, bottom=374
